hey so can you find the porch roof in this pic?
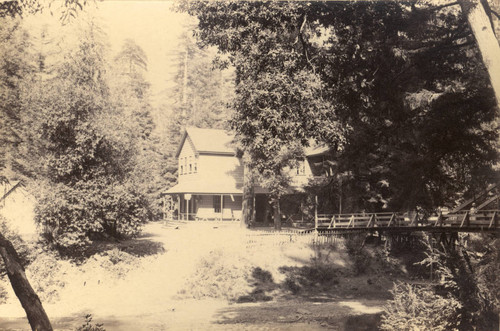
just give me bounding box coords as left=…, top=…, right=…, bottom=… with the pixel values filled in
left=164, top=181, right=243, bottom=195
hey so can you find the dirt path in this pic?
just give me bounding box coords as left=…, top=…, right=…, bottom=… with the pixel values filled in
left=0, top=221, right=388, bottom=330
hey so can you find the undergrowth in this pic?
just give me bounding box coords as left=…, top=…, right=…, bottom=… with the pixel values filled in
left=179, top=249, right=253, bottom=301
left=76, top=314, right=106, bottom=331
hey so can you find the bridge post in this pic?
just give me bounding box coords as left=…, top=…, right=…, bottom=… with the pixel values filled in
left=314, top=195, right=318, bottom=243
left=489, top=211, right=497, bottom=229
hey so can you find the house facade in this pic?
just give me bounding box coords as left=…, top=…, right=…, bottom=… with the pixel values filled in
left=164, top=128, right=244, bottom=221
left=164, top=127, right=333, bottom=222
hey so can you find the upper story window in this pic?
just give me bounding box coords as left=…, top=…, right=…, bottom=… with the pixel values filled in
left=179, top=155, right=198, bottom=175
left=296, top=159, right=306, bottom=176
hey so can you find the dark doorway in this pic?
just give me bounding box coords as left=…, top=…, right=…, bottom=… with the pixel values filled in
left=254, top=194, right=270, bottom=224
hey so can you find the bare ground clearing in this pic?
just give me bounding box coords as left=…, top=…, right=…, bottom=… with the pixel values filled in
left=1, top=221, right=396, bottom=330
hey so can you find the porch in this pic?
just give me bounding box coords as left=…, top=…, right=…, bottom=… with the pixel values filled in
left=165, top=194, right=243, bottom=222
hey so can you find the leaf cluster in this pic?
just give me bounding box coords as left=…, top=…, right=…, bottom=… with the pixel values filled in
left=186, top=1, right=498, bottom=210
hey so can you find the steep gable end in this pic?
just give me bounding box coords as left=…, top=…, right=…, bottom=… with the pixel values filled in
left=175, top=127, right=235, bottom=158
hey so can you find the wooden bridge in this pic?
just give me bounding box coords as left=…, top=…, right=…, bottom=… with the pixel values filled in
left=308, top=210, right=499, bottom=247
left=314, top=210, right=500, bottom=234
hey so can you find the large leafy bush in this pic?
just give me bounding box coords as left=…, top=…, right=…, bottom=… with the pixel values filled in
left=381, top=282, right=461, bottom=331
left=36, top=179, right=148, bottom=248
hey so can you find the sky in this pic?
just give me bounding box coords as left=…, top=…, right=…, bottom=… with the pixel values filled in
left=24, top=0, right=192, bottom=106
left=98, top=1, right=190, bottom=103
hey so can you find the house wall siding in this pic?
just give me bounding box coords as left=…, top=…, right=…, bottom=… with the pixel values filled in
left=195, top=194, right=242, bottom=220
left=198, top=154, right=244, bottom=186
left=177, top=136, right=243, bottom=187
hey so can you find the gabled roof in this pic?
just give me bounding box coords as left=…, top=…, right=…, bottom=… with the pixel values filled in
left=175, top=127, right=236, bottom=158
left=304, top=144, right=331, bottom=157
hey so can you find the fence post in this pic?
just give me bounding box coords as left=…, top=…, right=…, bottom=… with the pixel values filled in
left=314, top=195, right=319, bottom=244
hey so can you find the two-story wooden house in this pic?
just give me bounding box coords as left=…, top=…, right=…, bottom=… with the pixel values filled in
left=164, top=127, right=244, bottom=221
left=164, top=127, right=333, bottom=222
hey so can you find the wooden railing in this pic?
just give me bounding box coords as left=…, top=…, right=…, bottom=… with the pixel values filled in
left=314, top=210, right=500, bottom=232
left=436, top=210, right=498, bottom=229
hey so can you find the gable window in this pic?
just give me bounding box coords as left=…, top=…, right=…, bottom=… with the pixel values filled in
left=296, top=159, right=306, bottom=176
left=184, top=157, right=187, bottom=174
left=189, top=156, right=193, bottom=173
left=194, top=156, right=198, bottom=173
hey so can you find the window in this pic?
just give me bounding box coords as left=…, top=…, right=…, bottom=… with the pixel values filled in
left=184, top=157, right=187, bottom=174
left=296, top=159, right=306, bottom=175
left=194, top=157, right=198, bottom=173
left=213, top=195, right=221, bottom=213
left=180, top=165, right=183, bottom=175
left=189, top=156, right=193, bottom=173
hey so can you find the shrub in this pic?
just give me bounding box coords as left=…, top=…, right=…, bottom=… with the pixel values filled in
left=82, top=248, right=141, bottom=279
left=282, top=274, right=301, bottom=294
left=25, top=250, right=67, bottom=303
left=381, top=282, right=461, bottom=331
left=76, top=314, right=105, bottom=331
left=0, top=216, right=30, bottom=269
left=0, top=281, right=8, bottom=304
left=279, top=261, right=339, bottom=294
left=180, top=249, right=253, bottom=301
left=236, top=267, right=277, bottom=303
left=344, top=234, right=370, bottom=275
left=35, top=178, right=148, bottom=249
left=252, top=267, right=273, bottom=284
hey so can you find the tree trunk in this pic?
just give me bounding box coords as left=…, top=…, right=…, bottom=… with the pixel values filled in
left=264, top=199, right=270, bottom=225
left=0, top=232, right=52, bottom=331
left=182, top=50, right=188, bottom=116
left=242, top=163, right=254, bottom=228
left=273, top=199, right=281, bottom=231
left=460, top=0, right=500, bottom=107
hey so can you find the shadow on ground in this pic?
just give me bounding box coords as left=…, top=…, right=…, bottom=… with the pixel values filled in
left=214, top=299, right=383, bottom=330
left=56, top=232, right=166, bottom=261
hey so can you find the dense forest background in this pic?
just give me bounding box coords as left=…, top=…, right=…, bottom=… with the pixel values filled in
left=0, top=1, right=499, bottom=330
left=1, top=1, right=499, bottom=244
left=0, top=7, right=235, bottom=247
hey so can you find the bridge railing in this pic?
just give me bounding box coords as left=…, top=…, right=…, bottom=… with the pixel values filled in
left=317, top=212, right=409, bottom=229
left=315, top=210, right=499, bottom=230
left=439, top=210, right=498, bottom=229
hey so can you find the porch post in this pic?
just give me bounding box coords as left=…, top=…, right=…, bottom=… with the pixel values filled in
left=252, top=195, right=256, bottom=224
left=220, top=194, right=224, bottom=220
left=177, top=195, right=181, bottom=220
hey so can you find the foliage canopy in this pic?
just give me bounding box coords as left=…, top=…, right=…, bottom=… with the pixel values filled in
left=185, top=1, right=499, bottom=212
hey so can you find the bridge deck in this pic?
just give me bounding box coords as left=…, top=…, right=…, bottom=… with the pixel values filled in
left=314, top=210, right=500, bottom=233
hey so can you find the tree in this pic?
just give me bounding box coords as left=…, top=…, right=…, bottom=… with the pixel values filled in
left=158, top=18, right=235, bottom=193
left=0, top=16, right=34, bottom=180
left=0, top=15, right=54, bottom=331
left=110, top=38, right=166, bottom=220
left=459, top=0, right=500, bottom=107
left=0, top=229, right=52, bottom=331
left=19, top=17, right=149, bottom=248
left=185, top=1, right=498, bottom=217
